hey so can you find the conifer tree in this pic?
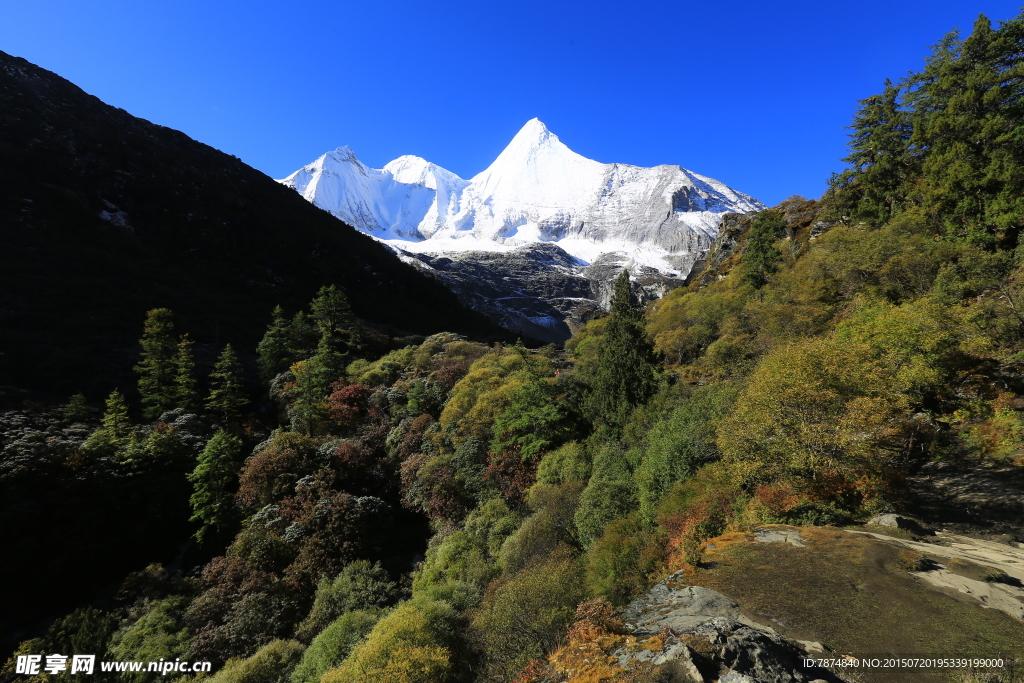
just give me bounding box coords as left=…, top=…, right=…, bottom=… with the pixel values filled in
left=836, top=79, right=915, bottom=221
left=256, top=305, right=290, bottom=383
left=61, top=393, right=93, bottom=423
left=909, top=13, right=1024, bottom=240
left=307, top=335, right=349, bottom=399
left=310, top=285, right=352, bottom=339
left=173, top=334, right=200, bottom=412
left=585, top=270, right=658, bottom=435
left=82, top=389, right=132, bottom=456
left=287, top=310, right=319, bottom=361
left=829, top=11, right=1024, bottom=241
left=188, top=429, right=243, bottom=543
left=289, top=335, right=349, bottom=434
left=101, top=389, right=131, bottom=440
left=134, top=308, right=178, bottom=419
left=741, top=210, right=785, bottom=288
left=206, top=344, right=248, bottom=424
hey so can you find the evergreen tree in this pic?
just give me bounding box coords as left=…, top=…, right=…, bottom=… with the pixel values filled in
left=61, top=393, right=93, bottom=423
left=741, top=210, right=785, bottom=288
left=289, top=335, right=349, bottom=434
left=206, top=344, right=248, bottom=424
left=584, top=270, right=659, bottom=435
left=834, top=79, right=915, bottom=221
left=310, top=285, right=352, bottom=339
left=188, top=429, right=244, bottom=543
left=287, top=310, right=320, bottom=361
left=101, top=389, right=131, bottom=440
left=909, top=13, right=1024, bottom=241
left=308, top=334, right=349, bottom=399
left=829, top=11, right=1024, bottom=242
left=134, top=308, right=178, bottom=419
left=256, top=305, right=290, bottom=383
left=173, top=334, right=200, bottom=412
left=82, top=389, right=132, bottom=456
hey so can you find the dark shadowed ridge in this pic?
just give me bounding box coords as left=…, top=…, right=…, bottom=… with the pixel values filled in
left=0, top=51, right=509, bottom=396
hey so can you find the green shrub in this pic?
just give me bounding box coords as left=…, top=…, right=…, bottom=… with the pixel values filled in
left=585, top=514, right=667, bottom=606
left=210, top=639, right=304, bottom=683
left=470, top=545, right=586, bottom=680
left=321, top=598, right=460, bottom=683
left=295, top=560, right=399, bottom=643
left=290, top=610, right=381, bottom=683
left=535, top=441, right=590, bottom=486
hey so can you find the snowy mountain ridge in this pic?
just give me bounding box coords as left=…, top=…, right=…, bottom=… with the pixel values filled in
left=279, top=118, right=763, bottom=273
left=279, top=119, right=764, bottom=341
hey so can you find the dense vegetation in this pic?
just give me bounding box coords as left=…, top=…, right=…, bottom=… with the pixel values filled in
left=5, top=10, right=1024, bottom=683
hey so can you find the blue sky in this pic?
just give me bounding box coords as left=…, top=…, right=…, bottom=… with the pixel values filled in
left=3, top=0, right=1021, bottom=206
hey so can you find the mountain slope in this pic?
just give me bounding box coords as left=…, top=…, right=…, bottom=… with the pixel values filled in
left=280, top=119, right=763, bottom=341
left=0, top=51, right=506, bottom=394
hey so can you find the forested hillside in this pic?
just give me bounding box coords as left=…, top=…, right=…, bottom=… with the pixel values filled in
left=0, top=51, right=505, bottom=396
left=4, top=10, right=1024, bottom=683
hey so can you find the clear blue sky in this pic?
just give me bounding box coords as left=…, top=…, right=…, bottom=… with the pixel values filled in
left=3, top=0, right=1021, bottom=206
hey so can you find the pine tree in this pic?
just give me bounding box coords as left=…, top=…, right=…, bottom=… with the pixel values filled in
left=256, top=305, right=290, bottom=383
left=134, top=308, right=178, bottom=419
left=188, top=429, right=244, bottom=543
left=82, top=389, right=132, bottom=456
left=585, top=270, right=659, bottom=435
left=310, top=285, right=352, bottom=339
left=307, top=335, right=349, bottom=398
left=286, top=310, right=319, bottom=361
left=173, top=334, right=200, bottom=412
left=206, top=344, right=248, bottom=424
left=101, top=389, right=131, bottom=439
left=289, top=335, right=349, bottom=434
left=834, top=79, right=915, bottom=221
left=829, top=11, right=1024, bottom=241
left=61, top=393, right=93, bottom=423
left=909, top=13, right=1024, bottom=241
left=741, top=210, right=785, bottom=288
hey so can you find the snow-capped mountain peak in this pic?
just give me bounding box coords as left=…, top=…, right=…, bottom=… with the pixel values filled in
left=278, top=121, right=764, bottom=340
left=465, top=119, right=604, bottom=215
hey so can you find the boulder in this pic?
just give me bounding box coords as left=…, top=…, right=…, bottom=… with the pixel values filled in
left=615, top=573, right=848, bottom=682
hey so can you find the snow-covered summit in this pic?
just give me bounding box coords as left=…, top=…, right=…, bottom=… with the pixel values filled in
left=278, top=119, right=764, bottom=274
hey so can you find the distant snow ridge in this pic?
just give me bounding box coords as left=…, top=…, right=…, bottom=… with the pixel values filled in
left=279, top=118, right=763, bottom=274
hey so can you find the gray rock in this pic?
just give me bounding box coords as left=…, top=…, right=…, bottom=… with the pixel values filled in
left=754, top=527, right=806, bottom=547
left=719, top=673, right=757, bottom=683
left=867, top=514, right=923, bottom=532
left=616, top=573, right=847, bottom=683
left=399, top=241, right=689, bottom=343
left=808, top=220, right=835, bottom=240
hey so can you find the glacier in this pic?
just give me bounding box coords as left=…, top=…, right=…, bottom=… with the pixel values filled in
left=279, top=119, right=765, bottom=341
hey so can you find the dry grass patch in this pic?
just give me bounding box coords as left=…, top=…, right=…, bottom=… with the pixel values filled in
left=679, top=526, right=1024, bottom=683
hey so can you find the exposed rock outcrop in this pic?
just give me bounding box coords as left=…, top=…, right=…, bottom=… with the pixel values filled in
left=614, top=576, right=846, bottom=682
left=397, top=242, right=688, bottom=343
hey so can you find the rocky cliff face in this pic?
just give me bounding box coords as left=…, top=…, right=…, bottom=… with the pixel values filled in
left=397, top=242, right=693, bottom=343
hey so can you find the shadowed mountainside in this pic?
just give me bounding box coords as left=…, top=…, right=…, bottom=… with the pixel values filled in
left=0, top=51, right=507, bottom=396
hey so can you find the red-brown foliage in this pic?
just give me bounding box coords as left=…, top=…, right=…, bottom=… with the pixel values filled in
left=484, top=445, right=539, bottom=509
left=565, top=598, right=624, bottom=641
left=282, top=489, right=368, bottom=593
left=399, top=452, right=430, bottom=504
left=432, top=359, right=471, bottom=391
left=326, top=383, right=375, bottom=431
left=659, top=490, right=734, bottom=568
left=236, top=434, right=320, bottom=511
left=184, top=555, right=275, bottom=632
